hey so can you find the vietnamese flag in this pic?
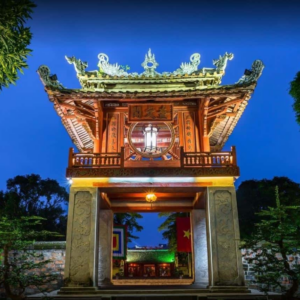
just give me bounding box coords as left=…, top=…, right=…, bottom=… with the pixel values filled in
left=176, top=217, right=192, bottom=252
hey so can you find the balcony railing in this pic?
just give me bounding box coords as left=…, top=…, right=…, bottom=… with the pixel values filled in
left=69, top=150, right=123, bottom=168
left=68, top=146, right=237, bottom=169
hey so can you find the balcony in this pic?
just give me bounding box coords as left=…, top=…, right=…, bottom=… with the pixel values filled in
left=66, top=146, right=239, bottom=178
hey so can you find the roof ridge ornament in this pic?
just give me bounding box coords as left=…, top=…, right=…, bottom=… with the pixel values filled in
left=141, top=49, right=160, bottom=77
left=173, top=53, right=201, bottom=75
left=213, top=52, right=234, bottom=71
left=65, top=56, right=88, bottom=76
left=37, top=65, right=65, bottom=89
left=201, top=52, right=234, bottom=74
left=97, top=53, right=138, bottom=77
left=61, top=50, right=265, bottom=90
left=237, top=59, right=264, bottom=84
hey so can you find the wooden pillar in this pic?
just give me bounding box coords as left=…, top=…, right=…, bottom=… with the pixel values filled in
left=203, top=136, right=210, bottom=152
left=93, top=139, right=100, bottom=153
left=198, top=98, right=211, bottom=152
left=64, top=187, right=99, bottom=287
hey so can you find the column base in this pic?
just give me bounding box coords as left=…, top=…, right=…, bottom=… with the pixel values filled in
left=98, top=278, right=113, bottom=287
left=209, top=286, right=251, bottom=293
left=58, top=287, right=98, bottom=295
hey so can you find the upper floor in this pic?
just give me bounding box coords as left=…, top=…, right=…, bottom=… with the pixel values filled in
left=38, top=50, right=264, bottom=178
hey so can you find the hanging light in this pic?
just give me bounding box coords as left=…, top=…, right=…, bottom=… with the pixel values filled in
left=145, top=193, right=157, bottom=203
left=144, top=124, right=158, bottom=153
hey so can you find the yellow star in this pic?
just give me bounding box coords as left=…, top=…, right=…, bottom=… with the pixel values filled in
left=183, top=230, right=191, bottom=239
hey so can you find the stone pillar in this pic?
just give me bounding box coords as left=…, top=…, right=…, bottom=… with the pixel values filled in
left=98, top=210, right=113, bottom=286
left=191, top=209, right=208, bottom=286
left=206, top=187, right=247, bottom=291
left=64, top=187, right=99, bottom=287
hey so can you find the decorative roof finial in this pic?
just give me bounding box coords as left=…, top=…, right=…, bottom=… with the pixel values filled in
left=37, top=65, right=65, bottom=89
left=173, top=53, right=201, bottom=75
left=65, top=56, right=88, bottom=76
left=141, top=49, right=160, bottom=76
left=236, top=60, right=264, bottom=84
left=213, top=52, right=234, bottom=72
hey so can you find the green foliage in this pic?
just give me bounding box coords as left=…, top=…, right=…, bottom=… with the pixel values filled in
left=0, top=0, right=36, bottom=90
left=237, top=176, right=300, bottom=238
left=0, top=174, right=69, bottom=240
left=0, top=216, right=61, bottom=300
left=114, top=213, right=143, bottom=243
left=289, top=71, right=300, bottom=126
left=158, top=212, right=189, bottom=252
left=242, top=187, right=300, bottom=298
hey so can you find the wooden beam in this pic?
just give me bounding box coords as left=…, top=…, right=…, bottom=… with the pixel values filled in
left=93, top=182, right=210, bottom=188
left=112, top=206, right=193, bottom=213
left=99, top=192, right=111, bottom=209
left=207, top=107, right=228, bottom=119
left=108, top=192, right=195, bottom=198
left=208, top=98, right=243, bottom=112
left=110, top=199, right=193, bottom=204
left=95, top=186, right=208, bottom=194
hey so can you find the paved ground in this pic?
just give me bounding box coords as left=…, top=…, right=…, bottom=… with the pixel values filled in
left=29, top=287, right=282, bottom=299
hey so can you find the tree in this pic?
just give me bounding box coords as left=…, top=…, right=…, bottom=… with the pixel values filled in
left=158, top=212, right=189, bottom=252
left=0, top=216, right=61, bottom=300
left=0, top=174, right=69, bottom=240
left=237, top=177, right=300, bottom=238
left=0, top=0, right=36, bottom=90
left=114, top=213, right=143, bottom=243
left=242, top=187, right=300, bottom=299
left=289, top=71, right=300, bottom=126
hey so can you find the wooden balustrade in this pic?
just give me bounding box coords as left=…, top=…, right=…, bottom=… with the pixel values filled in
left=182, top=146, right=236, bottom=167
left=69, top=149, right=122, bottom=168
left=67, top=146, right=237, bottom=169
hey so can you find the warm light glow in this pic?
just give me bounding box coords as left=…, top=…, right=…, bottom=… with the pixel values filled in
left=144, top=124, right=158, bottom=152
left=145, top=193, right=157, bottom=203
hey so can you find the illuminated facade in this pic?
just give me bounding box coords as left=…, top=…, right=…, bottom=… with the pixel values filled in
left=38, top=49, right=264, bottom=292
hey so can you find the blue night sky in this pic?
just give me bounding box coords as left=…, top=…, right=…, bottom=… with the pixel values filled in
left=1, top=0, right=300, bottom=247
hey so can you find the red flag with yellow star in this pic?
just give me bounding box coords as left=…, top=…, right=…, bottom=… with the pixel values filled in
left=176, top=217, right=192, bottom=252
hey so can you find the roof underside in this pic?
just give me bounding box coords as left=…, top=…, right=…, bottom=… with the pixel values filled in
left=46, top=82, right=256, bottom=152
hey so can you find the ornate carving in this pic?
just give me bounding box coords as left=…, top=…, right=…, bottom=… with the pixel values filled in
left=183, top=112, right=196, bottom=152
left=98, top=53, right=138, bottom=77
left=213, top=190, right=238, bottom=285
left=106, top=113, right=119, bottom=152
left=172, top=53, right=201, bottom=75
left=69, top=191, right=92, bottom=285
left=141, top=48, right=160, bottom=77
left=37, top=65, right=64, bottom=89
left=213, top=52, right=234, bottom=72
left=65, top=56, right=88, bottom=76
left=62, top=50, right=235, bottom=79
left=202, top=52, right=234, bottom=74
left=237, top=59, right=264, bottom=84
left=127, top=122, right=176, bottom=159
left=128, top=104, right=173, bottom=122
left=66, top=166, right=240, bottom=178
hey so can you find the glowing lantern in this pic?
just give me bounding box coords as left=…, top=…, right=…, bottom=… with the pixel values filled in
left=144, top=124, right=158, bottom=152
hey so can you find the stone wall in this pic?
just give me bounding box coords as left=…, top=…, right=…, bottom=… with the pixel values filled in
left=0, top=242, right=66, bottom=298
left=1, top=243, right=300, bottom=297
left=242, top=249, right=300, bottom=295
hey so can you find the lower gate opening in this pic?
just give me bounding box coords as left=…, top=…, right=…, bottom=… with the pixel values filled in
left=112, top=212, right=194, bottom=285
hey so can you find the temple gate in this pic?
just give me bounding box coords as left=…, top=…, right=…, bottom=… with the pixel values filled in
left=38, top=49, right=264, bottom=293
